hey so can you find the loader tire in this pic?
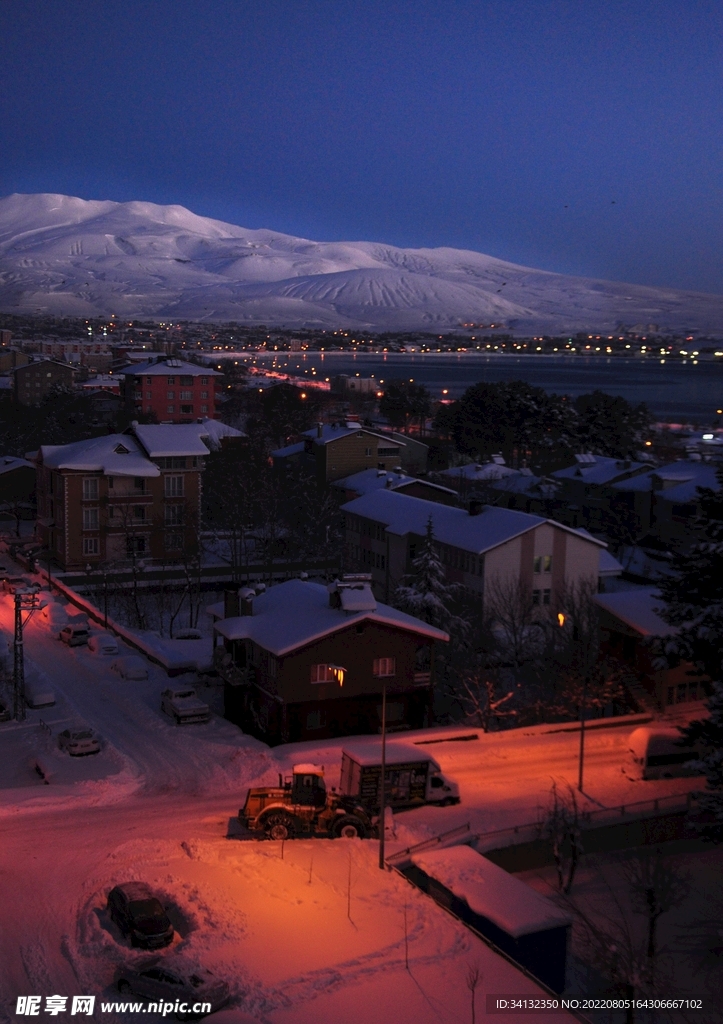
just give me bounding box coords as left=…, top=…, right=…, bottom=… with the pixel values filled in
left=263, top=811, right=297, bottom=841
left=332, top=815, right=368, bottom=839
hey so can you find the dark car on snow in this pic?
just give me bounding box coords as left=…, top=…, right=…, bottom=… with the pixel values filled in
left=107, top=882, right=174, bottom=949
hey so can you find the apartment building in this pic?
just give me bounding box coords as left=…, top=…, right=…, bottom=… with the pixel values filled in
left=122, top=357, right=222, bottom=423
left=35, top=424, right=210, bottom=569
left=13, top=360, right=77, bottom=406
left=341, top=489, right=605, bottom=606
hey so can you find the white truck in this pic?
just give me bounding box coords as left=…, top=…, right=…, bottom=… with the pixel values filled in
left=625, top=726, right=702, bottom=780
left=339, top=741, right=460, bottom=811
left=160, top=686, right=211, bottom=725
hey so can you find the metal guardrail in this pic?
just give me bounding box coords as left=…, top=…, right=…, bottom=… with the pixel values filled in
left=386, top=822, right=472, bottom=866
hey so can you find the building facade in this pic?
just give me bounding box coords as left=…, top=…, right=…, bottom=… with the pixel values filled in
left=121, top=358, right=222, bottom=423
left=211, top=577, right=448, bottom=744
left=14, top=360, right=77, bottom=406
left=35, top=425, right=210, bottom=569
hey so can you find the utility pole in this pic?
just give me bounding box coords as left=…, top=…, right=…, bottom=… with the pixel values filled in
left=13, top=592, right=25, bottom=721
left=578, top=675, right=587, bottom=793
left=378, top=677, right=387, bottom=870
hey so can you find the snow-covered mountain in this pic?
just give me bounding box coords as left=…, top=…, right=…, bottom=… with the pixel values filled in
left=1, top=192, right=721, bottom=333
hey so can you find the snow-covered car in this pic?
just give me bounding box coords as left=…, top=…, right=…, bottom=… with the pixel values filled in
left=161, top=687, right=211, bottom=725
left=41, top=601, right=70, bottom=629
left=24, top=680, right=55, bottom=708
left=59, top=624, right=90, bottom=647
left=87, top=632, right=120, bottom=656
left=58, top=728, right=101, bottom=756
left=113, top=959, right=228, bottom=1018
left=107, top=882, right=174, bottom=949
left=110, top=655, right=148, bottom=680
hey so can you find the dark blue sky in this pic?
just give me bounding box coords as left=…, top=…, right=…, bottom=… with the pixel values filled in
left=2, top=1, right=722, bottom=292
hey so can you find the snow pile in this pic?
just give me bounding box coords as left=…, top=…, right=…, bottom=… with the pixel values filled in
left=1, top=192, right=721, bottom=332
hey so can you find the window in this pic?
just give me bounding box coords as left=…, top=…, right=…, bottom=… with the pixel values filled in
left=180, top=390, right=192, bottom=400
left=532, top=589, right=541, bottom=606
left=167, top=376, right=176, bottom=385
left=200, top=391, right=208, bottom=399
left=146, top=391, right=152, bottom=399
left=201, top=377, right=208, bottom=385
left=165, top=504, right=184, bottom=526
left=310, top=664, right=335, bottom=684
left=543, top=555, right=552, bottom=573
left=167, top=391, right=175, bottom=399
left=543, top=588, right=551, bottom=605
left=306, top=709, right=326, bottom=731
left=165, top=475, right=184, bottom=497
left=167, top=405, right=175, bottom=413
left=181, top=404, right=192, bottom=414
left=126, top=536, right=146, bottom=555
left=373, top=657, right=396, bottom=677
left=201, top=405, right=208, bottom=414
left=180, top=376, right=193, bottom=386
left=164, top=533, right=183, bottom=551
left=365, top=447, right=373, bottom=456
left=133, top=506, right=146, bottom=521
left=82, top=507, right=99, bottom=530
left=533, top=555, right=542, bottom=574
left=82, top=538, right=99, bottom=555
left=107, top=477, right=114, bottom=489
left=134, top=391, right=142, bottom=400
left=134, top=478, right=146, bottom=492
left=82, top=478, right=99, bottom=500
left=378, top=447, right=400, bottom=457
left=146, top=377, right=152, bottom=384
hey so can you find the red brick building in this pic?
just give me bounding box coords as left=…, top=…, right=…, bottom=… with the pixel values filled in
left=122, top=358, right=222, bottom=423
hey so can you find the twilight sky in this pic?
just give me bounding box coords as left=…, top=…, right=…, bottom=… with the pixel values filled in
left=2, top=1, right=722, bottom=293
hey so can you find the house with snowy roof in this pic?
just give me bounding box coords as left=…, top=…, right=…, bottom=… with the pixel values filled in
left=331, top=467, right=458, bottom=505
left=341, top=488, right=607, bottom=608
left=272, top=422, right=407, bottom=483
left=120, top=357, right=222, bottom=423
left=611, top=459, right=720, bottom=546
left=34, top=423, right=214, bottom=569
left=551, top=453, right=648, bottom=530
left=209, top=576, right=448, bottom=743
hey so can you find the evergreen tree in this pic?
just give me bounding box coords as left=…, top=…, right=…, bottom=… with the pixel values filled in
left=657, top=467, right=723, bottom=840
left=393, top=517, right=467, bottom=637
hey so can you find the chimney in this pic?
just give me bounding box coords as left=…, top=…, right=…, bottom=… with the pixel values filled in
left=224, top=588, right=240, bottom=618
left=239, top=587, right=255, bottom=616
left=316, top=422, right=323, bottom=438
left=468, top=499, right=483, bottom=517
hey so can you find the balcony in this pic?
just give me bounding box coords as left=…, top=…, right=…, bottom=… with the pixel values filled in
left=213, top=647, right=255, bottom=687
left=413, top=672, right=431, bottom=686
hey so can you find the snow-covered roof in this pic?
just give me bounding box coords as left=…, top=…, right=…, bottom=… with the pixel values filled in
left=412, top=846, right=571, bottom=938
left=553, top=455, right=647, bottom=486
left=39, top=434, right=159, bottom=477
left=124, top=358, right=221, bottom=377
left=612, top=460, right=720, bottom=504
left=196, top=417, right=246, bottom=450
left=302, top=424, right=405, bottom=447
left=342, top=740, right=439, bottom=769
left=438, top=461, right=518, bottom=483
left=342, top=489, right=605, bottom=556
left=132, top=424, right=213, bottom=458
left=0, top=455, right=34, bottom=475
left=212, top=579, right=448, bottom=654
left=271, top=441, right=305, bottom=459
left=594, top=587, right=675, bottom=637
left=491, top=472, right=558, bottom=497
left=332, top=468, right=456, bottom=499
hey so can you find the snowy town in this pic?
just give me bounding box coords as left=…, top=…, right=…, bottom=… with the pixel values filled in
left=0, top=326, right=721, bottom=1024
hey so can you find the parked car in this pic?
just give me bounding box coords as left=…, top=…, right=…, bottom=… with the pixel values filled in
left=0, top=698, right=11, bottom=722
left=59, top=625, right=90, bottom=647
left=88, top=632, right=120, bottom=656
left=110, top=656, right=148, bottom=680
left=58, top=728, right=101, bottom=756
left=107, top=882, right=174, bottom=949
left=42, top=603, right=70, bottom=630
left=113, top=958, right=228, bottom=1017
left=161, top=687, right=211, bottom=725
left=24, top=680, right=55, bottom=708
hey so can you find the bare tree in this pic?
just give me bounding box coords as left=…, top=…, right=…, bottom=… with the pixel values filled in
left=622, top=849, right=689, bottom=961
left=539, top=780, right=583, bottom=894
left=456, top=665, right=519, bottom=732
left=465, top=963, right=481, bottom=1024
left=484, top=574, right=546, bottom=681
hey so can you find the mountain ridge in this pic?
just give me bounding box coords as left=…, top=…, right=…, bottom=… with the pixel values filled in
left=0, top=192, right=720, bottom=333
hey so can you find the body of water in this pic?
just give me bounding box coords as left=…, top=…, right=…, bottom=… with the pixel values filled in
left=230, top=351, right=723, bottom=422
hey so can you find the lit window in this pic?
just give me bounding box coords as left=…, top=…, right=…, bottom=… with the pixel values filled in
left=310, top=664, right=334, bottom=684
left=373, top=657, right=396, bottom=677
left=543, top=555, right=552, bottom=573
